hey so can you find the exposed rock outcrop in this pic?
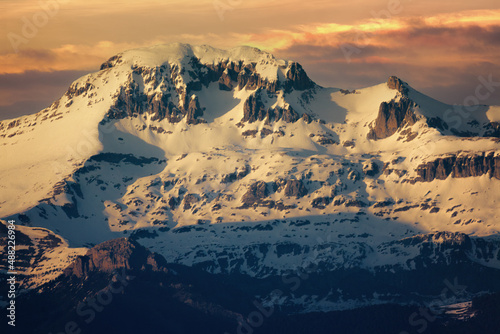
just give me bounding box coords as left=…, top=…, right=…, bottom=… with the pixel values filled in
left=99, top=50, right=315, bottom=125
left=416, top=152, right=500, bottom=182
left=183, top=193, right=200, bottom=210
left=284, top=179, right=308, bottom=198
left=106, top=82, right=148, bottom=120
left=426, top=116, right=500, bottom=138
left=398, top=232, right=472, bottom=255
left=237, top=67, right=260, bottom=90
left=280, top=104, right=301, bottom=123
left=99, top=54, right=123, bottom=70
left=483, top=122, right=500, bottom=138
left=221, top=165, right=250, bottom=183
left=65, top=82, right=95, bottom=99
left=242, top=90, right=266, bottom=122
left=367, top=97, right=417, bottom=140
left=363, top=160, right=380, bottom=177
left=186, top=95, right=204, bottom=124
left=218, top=69, right=233, bottom=91
left=284, top=62, right=314, bottom=91
left=242, top=90, right=300, bottom=123
left=64, top=238, right=168, bottom=277
left=302, top=113, right=313, bottom=124
left=168, top=196, right=180, bottom=210
left=387, top=76, right=409, bottom=95
left=150, top=94, right=182, bottom=122
left=426, top=117, right=449, bottom=132
left=241, top=181, right=270, bottom=207
left=311, top=197, right=331, bottom=209
left=88, top=153, right=160, bottom=165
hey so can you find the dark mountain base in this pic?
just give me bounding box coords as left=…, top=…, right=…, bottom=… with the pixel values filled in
left=2, top=237, right=499, bottom=334
left=2, top=268, right=500, bottom=334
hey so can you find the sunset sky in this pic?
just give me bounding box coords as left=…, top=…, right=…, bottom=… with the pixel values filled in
left=1, top=0, right=499, bottom=120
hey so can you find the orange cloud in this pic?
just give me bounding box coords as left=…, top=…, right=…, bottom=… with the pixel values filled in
left=1, top=3, right=500, bottom=118
left=264, top=9, right=500, bottom=50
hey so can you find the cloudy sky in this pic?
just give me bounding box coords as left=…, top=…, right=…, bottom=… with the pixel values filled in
left=1, top=0, right=499, bottom=120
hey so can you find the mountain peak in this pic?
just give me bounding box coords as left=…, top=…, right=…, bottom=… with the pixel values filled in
left=101, top=43, right=279, bottom=73
left=95, top=43, right=316, bottom=125
left=387, top=75, right=409, bottom=95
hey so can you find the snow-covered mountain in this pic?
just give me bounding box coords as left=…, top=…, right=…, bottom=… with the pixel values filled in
left=1, top=43, right=500, bottom=312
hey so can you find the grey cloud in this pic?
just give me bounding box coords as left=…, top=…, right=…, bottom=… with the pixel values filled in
left=0, top=70, right=89, bottom=120
left=0, top=70, right=89, bottom=90
left=278, top=44, right=500, bottom=106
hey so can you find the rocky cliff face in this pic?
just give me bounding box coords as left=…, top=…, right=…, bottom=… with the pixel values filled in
left=242, top=88, right=301, bottom=123
left=218, top=69, right=233, bottom=91
left=100, top=53, right=314, bottom=125
left=366, top=76, right=417, bottom=140
left=387, top=76, right=409, bottom=95
left=284, top=179, right=308, bottom=198
left=64, top=238, right=168, bottom=277
left=241, top=89, right=266, bottom=122
left=371, top=77, right=500, bottom=139
left=186, top=95, right=204, bottom=124
left=241, top=181, right=270, bottom=207
left=367, top=96, right=417, bottom=140
left=416, top=152, right=500, bottom=182
left=284, top=62, right=314, bottom=91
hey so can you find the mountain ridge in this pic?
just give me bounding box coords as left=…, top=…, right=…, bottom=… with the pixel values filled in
left=1, top=43, right=500, bottom=314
